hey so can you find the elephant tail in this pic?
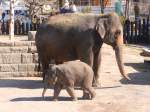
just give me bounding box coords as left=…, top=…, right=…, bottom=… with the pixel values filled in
left=37, top=58, right=41, bottom=72
left=37, top=57, right=42, bottom=77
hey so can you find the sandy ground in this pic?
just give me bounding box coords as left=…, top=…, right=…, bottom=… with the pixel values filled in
left=0, top=44, right=150, bottom=112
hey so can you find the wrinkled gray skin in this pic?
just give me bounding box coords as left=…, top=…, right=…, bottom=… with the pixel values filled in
left=42, top=61, right=96, bottom=101
left=35, top=13, right=130, bottom=86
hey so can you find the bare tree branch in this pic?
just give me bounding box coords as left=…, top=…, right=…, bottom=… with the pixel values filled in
left=24, top=0, right=46, bottom=19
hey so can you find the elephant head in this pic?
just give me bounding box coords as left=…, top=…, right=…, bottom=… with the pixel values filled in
left=96, top=13, right=130, bottom=80
left=42, top=65, right=58, bottom=98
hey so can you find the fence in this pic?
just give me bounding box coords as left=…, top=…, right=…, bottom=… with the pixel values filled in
left=0, top=17, right=150, bottom=44
left=124, top=17, right=150, bottom=44
left=0, top=21, right=39, bottom=35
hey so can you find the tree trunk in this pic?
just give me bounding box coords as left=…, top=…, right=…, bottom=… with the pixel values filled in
left=125, top=0, right=129, bottom=19
left=10, top=0, right=14, bottom=40
left=59, top=0, right=63, bottom=8
left=99, top=0, right=104, bottom=13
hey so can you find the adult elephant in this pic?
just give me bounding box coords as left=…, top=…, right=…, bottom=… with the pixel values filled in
left=35, top=12, right=130, bottom=86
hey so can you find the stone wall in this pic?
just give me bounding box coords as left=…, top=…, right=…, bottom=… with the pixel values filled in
left=0, top=40, right=40, bottom=77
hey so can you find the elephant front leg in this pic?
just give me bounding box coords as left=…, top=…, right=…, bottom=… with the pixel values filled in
left=86, top=87, right=96, bottom=100
left=53, top=84, right=62, bottom=101
left=82, top=89, right=90, bottom=99
left=93, top=49, right=102, bottom=87
left=66, top=86, right=77, bottom=101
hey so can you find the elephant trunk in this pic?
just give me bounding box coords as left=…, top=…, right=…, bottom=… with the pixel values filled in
left=115, top=46, right=130, bottom=80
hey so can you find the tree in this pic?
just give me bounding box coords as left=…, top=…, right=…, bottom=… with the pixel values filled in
left=125, top=0, right=129, bottom=18
left=25, top=0, right=58, bottom=19
left=24, top=0, right=46, bottom=19
left=99, top=0, right=104, bottom=13
left=99, top=0, right=109, bottom=14
left=10, top=0, right=14, bottom=39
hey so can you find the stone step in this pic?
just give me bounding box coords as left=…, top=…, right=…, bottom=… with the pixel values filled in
left=0, top=64, right=39, bottom=72
left=0, top=46, right=37, bottom=53
left=0, top=53, right=38, bottom=64
left=140, top=48, right=150, bottom=57
left=0, top=71, right=41, bottom=77
left=0, top=40, right=40, bottom=77
left=0, top=40, right=35, bottom=47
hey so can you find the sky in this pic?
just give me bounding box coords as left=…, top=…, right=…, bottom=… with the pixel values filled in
left=0, top=0, right=26, bottom=10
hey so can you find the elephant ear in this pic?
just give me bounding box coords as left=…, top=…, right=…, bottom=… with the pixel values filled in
left=95, top=20, right=106, bottom=39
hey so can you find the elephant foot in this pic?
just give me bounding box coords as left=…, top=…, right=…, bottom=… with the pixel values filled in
left=72, top=97, right=78, bottom=101
left=52, top=97, right=58, bottom=101
left=42, top=96, right=45, bottom=100
left=82, top=93, right=90, bottom=99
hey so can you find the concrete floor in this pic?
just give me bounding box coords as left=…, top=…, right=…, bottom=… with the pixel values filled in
left=0, top=44, right=150, bottom=112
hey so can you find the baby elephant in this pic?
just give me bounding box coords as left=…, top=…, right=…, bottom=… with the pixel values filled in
left=42, top=60, right=96, bottom=101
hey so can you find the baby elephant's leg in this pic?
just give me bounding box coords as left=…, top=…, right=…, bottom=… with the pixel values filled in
left=83, top=77, right=96, bottom=100
left=53, top=84, right=62, bottom=101
left=82, top=89, right=90, bottom=99
left=86, top=87, right=96, bottom=100
left=66, top=86, right=77, bottom=101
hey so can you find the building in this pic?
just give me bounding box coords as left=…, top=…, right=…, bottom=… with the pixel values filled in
left=0, top=0, right=128, bottom=14
left=72, top=0, right=126, bottom=14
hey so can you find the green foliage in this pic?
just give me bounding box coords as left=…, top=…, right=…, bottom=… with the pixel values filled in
left=119, top=15, right=125, bottom=26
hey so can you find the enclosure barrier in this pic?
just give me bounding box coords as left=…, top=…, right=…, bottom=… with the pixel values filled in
left=124, top=17, right=150, bottom=44
left=0, top=17, right=150, bottom=44
left=0, top=21, right=39, bottom=35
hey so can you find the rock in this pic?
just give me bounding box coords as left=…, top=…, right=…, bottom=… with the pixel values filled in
left=140, top=48, right=150, bottom=57
left=28, top=31, right=37, bottom=41
left=144, top=57, right=150, bottom=64
left=144, top=60, right=150, bottom=64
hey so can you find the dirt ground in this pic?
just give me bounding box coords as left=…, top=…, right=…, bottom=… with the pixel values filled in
left=0, top=44, right=150, bottom=112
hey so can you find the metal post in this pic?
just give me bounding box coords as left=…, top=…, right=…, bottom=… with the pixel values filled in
left=10, top=0, right=14, bottom=40
left=125, top=0, right=129, bottom=19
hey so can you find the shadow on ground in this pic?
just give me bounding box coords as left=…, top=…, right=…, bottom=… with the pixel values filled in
left=0, top=79, right=43, bottom=89
left=125, top=62, right=150, bottom=72
left=10, top=96, right=84, bottom=102
left=120, top=72, right=150, bottom=85
left=121, top=62, right=150, bottom=85
left=94, top=86, right=121, bottom=89
left=0, top=78, right=122, bottom=90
